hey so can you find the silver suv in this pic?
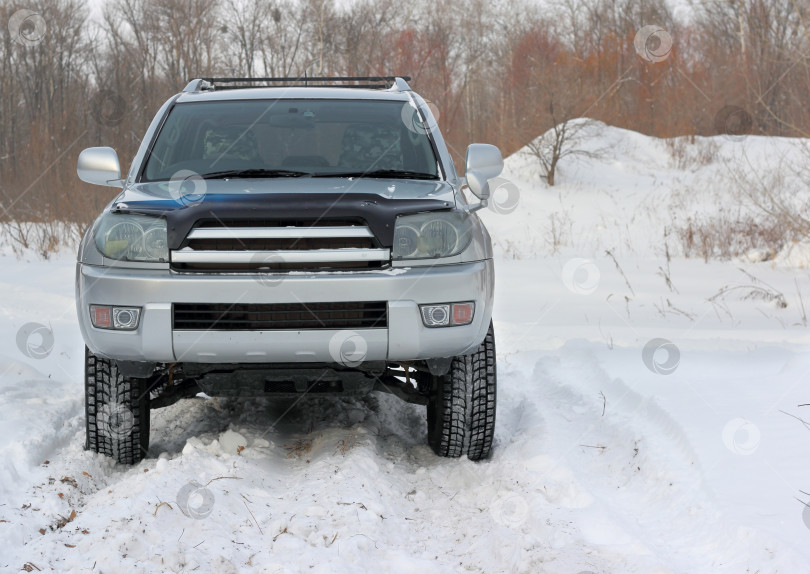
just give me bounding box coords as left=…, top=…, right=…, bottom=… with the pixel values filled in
left=75, top=77, right=502, bottom=464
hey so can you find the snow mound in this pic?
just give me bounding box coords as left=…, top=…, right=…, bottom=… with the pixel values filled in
left=479, top=119, right=810, bottom=262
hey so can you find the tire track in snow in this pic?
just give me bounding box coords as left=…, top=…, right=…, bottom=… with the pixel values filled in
left=527, top=345, right=808, bottom=573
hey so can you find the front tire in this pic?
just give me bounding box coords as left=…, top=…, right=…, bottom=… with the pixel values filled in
left=85, top=348, right=150, bottom=464
left=427, top=322, right=496, bottom=461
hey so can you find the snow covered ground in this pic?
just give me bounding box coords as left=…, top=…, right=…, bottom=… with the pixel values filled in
left=2, top=124, right=810, bottom=573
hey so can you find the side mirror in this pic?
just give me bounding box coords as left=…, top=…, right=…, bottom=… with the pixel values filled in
left=465, top=143, right=503, bottom=201
left=77, top=147, right=124, bottom=188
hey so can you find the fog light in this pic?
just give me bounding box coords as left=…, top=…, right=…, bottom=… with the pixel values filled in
left=90, top=305, right=112, bottom=329
left=90, top=305, right=141, bottom=330
left=421, top=304, right=450, bottom=327
left=451, top=302, right=475, bottom=326
left=420, top=302, right=475, bottom=328
left=113, top=307, right=141, bottom=330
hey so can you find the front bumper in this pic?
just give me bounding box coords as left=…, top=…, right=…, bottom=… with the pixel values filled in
left=76, top=261, right=494, bottom=364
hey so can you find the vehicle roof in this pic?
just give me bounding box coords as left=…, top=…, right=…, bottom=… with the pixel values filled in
left=176, top=87, right=413, bottom=104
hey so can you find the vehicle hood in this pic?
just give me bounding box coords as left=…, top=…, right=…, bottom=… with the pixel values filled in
left=110, top=177, right=458, bottom=249
left=117, top=177, right=457, bottom=204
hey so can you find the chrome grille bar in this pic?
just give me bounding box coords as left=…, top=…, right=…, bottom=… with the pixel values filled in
left=172, top=248, right=390, bottom=264
left=187, top=226, right=374, bottom=240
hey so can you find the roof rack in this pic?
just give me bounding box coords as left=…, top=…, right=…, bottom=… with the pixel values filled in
left=183, top=76, right=412, bottom=93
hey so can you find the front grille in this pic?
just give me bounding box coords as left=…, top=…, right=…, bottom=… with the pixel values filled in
left=173, top=302, right=388, bottom=331
left=171, top=219, right=389, bottom=272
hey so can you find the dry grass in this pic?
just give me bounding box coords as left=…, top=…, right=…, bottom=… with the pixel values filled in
left=545, top=209, right=572, bottom=254
left=283, top=439, right=312, bottom=459
left=336, top=430, right=363, bottom=456
left=666, top=136, right=720, bottom=171
left=674, top=215, right=787, bottom=262
left=0, top=221, right=83, bottom=258
left=671, top=145, right=810, bottom=263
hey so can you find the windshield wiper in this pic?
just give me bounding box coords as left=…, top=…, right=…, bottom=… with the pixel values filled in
left=201, top=169, right=310, bottom=179
left=311, top=169, right=438, bottom=180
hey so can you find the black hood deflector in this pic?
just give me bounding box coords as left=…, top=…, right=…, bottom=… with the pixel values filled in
left=111, top=193, right=453, bottom=249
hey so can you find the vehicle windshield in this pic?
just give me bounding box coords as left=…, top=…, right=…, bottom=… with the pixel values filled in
left=141, top=99, right=440, bottom=181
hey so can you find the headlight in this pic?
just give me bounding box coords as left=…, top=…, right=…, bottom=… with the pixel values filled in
left=392, top=212, right=473, bottom=260
left=94, top=213, right=168, bottom=262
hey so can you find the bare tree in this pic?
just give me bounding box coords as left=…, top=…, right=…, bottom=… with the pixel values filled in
left=525, top=114, right=604, bottom=186
left=222, top=0, right=270, bottom=76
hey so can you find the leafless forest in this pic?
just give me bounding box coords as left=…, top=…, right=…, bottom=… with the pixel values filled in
left=1, top=0, right=809, bottom=237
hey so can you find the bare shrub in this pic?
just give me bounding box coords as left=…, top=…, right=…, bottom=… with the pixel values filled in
left=691, top=145, right=810, bottom=264
left=525, top=119, right=607, bottom=186
left=670, top=145, right=810, bottom=264
left=545, top=210, right=572, bottom=254
left=0, top=221, right=81, bottom=258
left=724, top=150, right=810, bottom=239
